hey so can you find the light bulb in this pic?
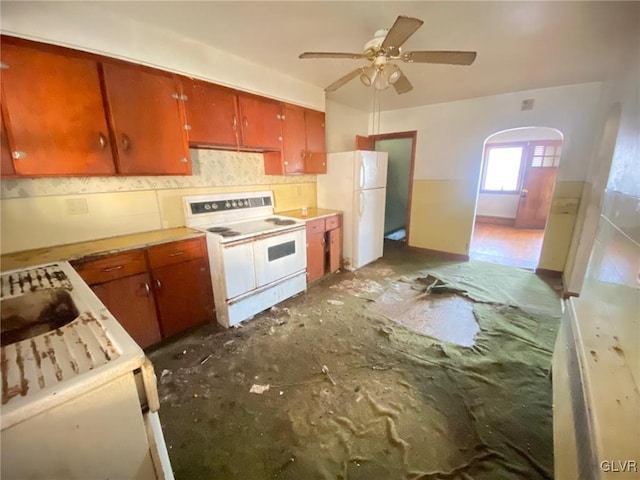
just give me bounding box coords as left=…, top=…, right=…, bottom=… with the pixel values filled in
left=387, top=64, right=401, bottom=84
left=373, top=72, right=389, bottom=90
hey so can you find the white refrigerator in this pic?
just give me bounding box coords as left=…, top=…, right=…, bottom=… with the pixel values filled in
left=317, top=150, right=388, bottom=271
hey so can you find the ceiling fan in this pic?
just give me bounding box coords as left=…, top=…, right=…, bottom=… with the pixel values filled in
left=299, top=15, right=477, bottom=94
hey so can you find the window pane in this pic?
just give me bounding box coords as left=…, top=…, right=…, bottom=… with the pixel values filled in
left=484, top=147, right=522, bottom=191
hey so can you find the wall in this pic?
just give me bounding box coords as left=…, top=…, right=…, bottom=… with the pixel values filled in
left=476, top=127, right=563, bottom=220
left=0, top=150, right=316, bottom=254
left=374, top=82, right=602, bottom=271
left=375, top=138, right=412, bottom=234
left=558, top=25, right=639, bottom=470
left=0, top=1, right=324, bottom=110
left=325, top=99, right=369, bottom=152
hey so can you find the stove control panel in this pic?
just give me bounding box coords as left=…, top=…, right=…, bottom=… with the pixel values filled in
left=190, top=196, right=272, bottom=214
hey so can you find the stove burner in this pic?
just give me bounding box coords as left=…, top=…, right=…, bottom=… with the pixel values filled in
left=207, top=226, right=231, bottom=233
left=219, top=231, right=241, bottom=238
left=265, top=217, right=297, bottom=226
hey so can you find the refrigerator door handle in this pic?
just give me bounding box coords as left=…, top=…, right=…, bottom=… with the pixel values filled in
left=359, top=163, right=365, bottom=189
left=359, top=191, right=365, bottom=218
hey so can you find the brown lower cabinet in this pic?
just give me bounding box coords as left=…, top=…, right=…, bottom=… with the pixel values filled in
left=306, top=214, right=343, bottom=283
left=72, top=237, right=214, bottom=348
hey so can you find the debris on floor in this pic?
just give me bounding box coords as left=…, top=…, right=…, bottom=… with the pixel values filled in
left=148, top=245, right=560, bottom=479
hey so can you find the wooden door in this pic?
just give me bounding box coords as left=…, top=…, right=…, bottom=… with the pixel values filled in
left=304, top=109, right=327, bottom=174
left=328, top=227, right=342, bottom=273
left=153, top=258, right=215, bottom=338
left=0, top=107, right=15, bottom=177
left=515, top=142, right=561, bottom=229
left=281, top=105, right=306, bottom=174
left=182, top=79, right=239, bottom=147
left=102, top=63, right=190, bottom=175
left=92, top=273, right=161, bottom=349
left=0, top=43, right=115, bottom=176
left=306, top=230, right=326, bottom=282
left=237, top=96, right=282, bottom=149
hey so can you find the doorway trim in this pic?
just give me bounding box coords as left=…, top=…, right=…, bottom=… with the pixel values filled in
left=362, top=130, right=417, bottom=245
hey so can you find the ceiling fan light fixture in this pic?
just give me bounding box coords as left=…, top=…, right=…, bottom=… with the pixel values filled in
left=373, top=70, right=390, bottom=90
left=360, top=65, right=377, bottom=87
left=386, top=64, right=402, bottom=84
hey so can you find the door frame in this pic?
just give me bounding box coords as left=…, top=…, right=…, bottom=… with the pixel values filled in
left=358, top=131, right=417, bottom=245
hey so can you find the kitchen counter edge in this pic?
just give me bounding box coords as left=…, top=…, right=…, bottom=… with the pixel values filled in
left=0, top=227, right=204, bottom=272
left=278, top=208, right=343, bottom=221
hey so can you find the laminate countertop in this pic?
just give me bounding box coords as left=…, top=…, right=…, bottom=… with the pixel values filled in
left=0, top=227, right=204, bottom=272
left=278, top=208, right=343, bottom=221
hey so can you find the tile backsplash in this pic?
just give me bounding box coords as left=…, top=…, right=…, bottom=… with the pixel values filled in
left=1, top=149, right=315, bottom=199
left=0, top=150, right=317, bottom=254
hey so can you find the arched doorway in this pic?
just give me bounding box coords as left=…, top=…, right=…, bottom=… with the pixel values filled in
left=470, top=127, right=564, bottom=269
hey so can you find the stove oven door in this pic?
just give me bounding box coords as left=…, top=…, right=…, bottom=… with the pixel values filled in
left=253, top=227, right=306, bottom=288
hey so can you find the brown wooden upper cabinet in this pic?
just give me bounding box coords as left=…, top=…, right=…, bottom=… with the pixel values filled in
left=1, top=106, right=16, bottom=177
left=237, top=95, right=282, bottom=150
left=264, top=105, right=327, bottom=175
left=102, top=63, right=190, bottom=175
left=304, top=109, right=327, bottom=174
left=0, top=43, right=116, bottom=177
left=182, top=78, right=240, bottom=148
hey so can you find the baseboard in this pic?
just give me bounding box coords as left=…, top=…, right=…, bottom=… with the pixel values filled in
left=475, top=215, right=516, bottom=226
left=407, top=245, right=470, bottom=261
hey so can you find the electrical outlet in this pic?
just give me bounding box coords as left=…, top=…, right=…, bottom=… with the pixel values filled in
left=66, top=198, right=89, bottom=215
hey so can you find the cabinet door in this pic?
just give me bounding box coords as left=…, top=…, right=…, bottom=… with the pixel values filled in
left=306, top=230, right=326, bottom=283
left=182, top=79, right=240, bottom=147
left=238, top=96, right=282, bottom=149
left=0, top=106, right=15, bottom=177
left=304, top=109, right=327, bottom=174
left=91, top=273, right=161, bottom=349
left=102, top=63, right=190, bottom=175
left=0, top=44, right=115, bottom=176
left=328, top=227, right=342, bottom=274
left=280, top=105, right=306, bottom=174
left=153, top=258, right=215, bottom=338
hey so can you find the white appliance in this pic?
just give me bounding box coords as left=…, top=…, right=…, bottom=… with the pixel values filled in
left=0, top=262, right=173, bottom=479
left=317, top=150, right=388, bottom=270
left=183, top=191, right=307, bottom=328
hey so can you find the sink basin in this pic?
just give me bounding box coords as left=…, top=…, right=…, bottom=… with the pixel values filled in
left=1, top=288, right=79, bottom=346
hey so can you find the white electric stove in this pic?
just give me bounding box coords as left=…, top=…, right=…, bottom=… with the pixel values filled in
left=183, top=191, right=307, bottom=328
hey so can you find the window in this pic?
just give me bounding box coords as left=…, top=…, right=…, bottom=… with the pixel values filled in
left=480, top=140, right=562, bottom=193
left=481, top=145, right=524, bottom=193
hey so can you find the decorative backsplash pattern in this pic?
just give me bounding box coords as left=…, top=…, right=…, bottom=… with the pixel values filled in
left=1, top=149, right=316, bottom=199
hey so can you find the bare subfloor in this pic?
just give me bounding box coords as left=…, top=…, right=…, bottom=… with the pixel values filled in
left=148, top=241, right=562, bottom=479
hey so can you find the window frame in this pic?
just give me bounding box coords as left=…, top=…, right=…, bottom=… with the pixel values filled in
left=479, top=141, right=529, bottom=194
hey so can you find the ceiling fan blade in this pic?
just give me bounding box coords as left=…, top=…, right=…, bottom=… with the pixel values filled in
left=299, top=52, right=365, bottom=60
left=393, top=71, right=413, bottom=95
left=402, top=51, right=477, bottom=65
left=381, top=16, right=424, bottom=56
left=324, top=68, right=364, bottom=92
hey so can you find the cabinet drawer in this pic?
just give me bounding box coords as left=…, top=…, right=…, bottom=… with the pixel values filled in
left=73, top=250, right=147, bottom=286
left=306, top=218, right=326, bottom=235
left=147, top=237, right=206, bottom=269
left=325, top=215, right=341, bottom=231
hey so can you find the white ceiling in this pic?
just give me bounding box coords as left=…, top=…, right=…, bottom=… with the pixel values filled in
left=53, top=2, right=640, bottom=111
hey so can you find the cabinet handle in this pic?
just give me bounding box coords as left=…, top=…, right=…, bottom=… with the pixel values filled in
left=144, top=282, right=151, bottom=296
left=278, top=136, right=283, bottom=142
left=243, top=117, right=248, bottom=128
left=180, top=157, right=189, bottom=163
left=284, top=161, right=289, bottom=166
left=121, top=134, right=131, bottom=151
left=156, top=279, right=162, bottom=289
left=12, top=151, right=27, bottom=160
left=98, top=132, right=108, bottom=150
left=232, top=115, right=237, bottom=129
left=102, top=265, right=123, bottom=272
left=169, top=251, right=185, bottom=257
